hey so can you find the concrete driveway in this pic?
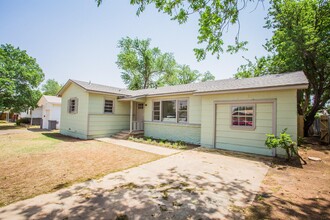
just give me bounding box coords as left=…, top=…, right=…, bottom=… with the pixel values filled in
left=0, top=146, right=269, bottom=220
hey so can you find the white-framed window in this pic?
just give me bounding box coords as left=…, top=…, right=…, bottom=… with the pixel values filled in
left=104, top=100, right=114, bottom=113
left=152, top=99, right=188, bottom=123
left=152, top=101, right=160, bottom=121
left=162, top=100, right=176, bottom=122
left=68, top=98, right=78, bottom=114
left=231, top=105, right=255, bottom=129
left=178, top=100, right=188, bottom=123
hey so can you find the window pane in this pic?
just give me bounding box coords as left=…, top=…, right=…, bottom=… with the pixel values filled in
left=162, top=100, right=176, bottom=122
left=231, top=105, right=254, bottom=128
left=153, top=111, right=160, bottom=121
left=153, top=102, right=160, bottom=111
left=232, top=117, right=238, bottom=125
left=178, top=100, right=187, bottom=111
left=104, top=100, right=113, bottom=113
left=232, top=106, right=239, bottom=115
left=178, top=111, right=187, bottom=122
left=246, top=117, right=253, bottom=126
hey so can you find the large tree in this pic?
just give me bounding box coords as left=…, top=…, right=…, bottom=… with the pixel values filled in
left=42, top=79, right=62, bottom=96
left=96, top=0, right=249, bottom=60
left=0, top=44, right=44, bottom=112
left=235, top=0, right=330, bottom=136
left=117, top=37, right=214, bottom=90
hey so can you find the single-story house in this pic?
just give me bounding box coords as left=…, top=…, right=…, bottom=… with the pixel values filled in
left=38, top=95, right=62, bottom=130
left=57, top=71, right=308, bottom=156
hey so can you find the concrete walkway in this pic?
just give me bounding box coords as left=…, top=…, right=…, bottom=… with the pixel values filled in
left=0, top=149, right=269, bottom=220
left=96, top=138, right=181, bottom=156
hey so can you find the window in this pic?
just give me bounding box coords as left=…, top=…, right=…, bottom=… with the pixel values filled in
left=104, top=100, right=114, bottom=113
left=231, top=105, right=255, bottom=129
left=162, top=100, right=176, bottom=122
left=138, top=103, right=144, bottom=109
left=152, top=99, right=188, bottom=123
left=153, top=101, right=160, bottom=121
left=178, top=100, right=188, bottom=123
left=68, top=98, right=78, bottom=114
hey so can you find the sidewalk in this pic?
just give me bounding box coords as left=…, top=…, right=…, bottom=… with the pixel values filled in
left=96, top=138, right=181, bottom=156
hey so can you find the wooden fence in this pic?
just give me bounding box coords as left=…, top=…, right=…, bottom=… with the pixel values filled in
left=320, top=115, right=330, bottom=144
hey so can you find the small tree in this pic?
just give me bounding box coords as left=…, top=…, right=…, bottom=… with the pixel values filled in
left=265, top=128, right=307, bottom=164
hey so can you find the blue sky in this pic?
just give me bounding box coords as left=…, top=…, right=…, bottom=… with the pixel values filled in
left=0, top=0, right=272, bottom=88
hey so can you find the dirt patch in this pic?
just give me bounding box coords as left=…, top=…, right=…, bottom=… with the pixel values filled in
left=0, top=131, right=162, bottom=206
left=244, top=137, right=330, bottom=219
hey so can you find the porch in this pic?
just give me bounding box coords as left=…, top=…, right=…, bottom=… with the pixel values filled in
left=127, top=99, right=145, bottom=133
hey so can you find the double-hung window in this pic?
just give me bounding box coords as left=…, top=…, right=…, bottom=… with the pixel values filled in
left=178, top=100, right=188, bottom=122
left=231, top=105, right=255, bottom=129
left=104, top=100, right=114, bottom=113
left=152, top=101, right=160, bottom=121
left=152, top=99, right=188, bottom=123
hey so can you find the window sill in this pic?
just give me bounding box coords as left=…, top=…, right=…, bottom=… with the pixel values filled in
left=230, top=126, right=256, bottom=131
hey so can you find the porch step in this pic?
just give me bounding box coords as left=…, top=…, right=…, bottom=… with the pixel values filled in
left=111, top=130, right=144, bottom=140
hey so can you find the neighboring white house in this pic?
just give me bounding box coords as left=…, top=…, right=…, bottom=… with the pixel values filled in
left=38, top=95, right=62, bottom=130
left=19, top=107, right=43, bottom=125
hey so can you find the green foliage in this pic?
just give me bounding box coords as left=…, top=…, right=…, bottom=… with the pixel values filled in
left=265, top=128, right=296, bottom=160
left=41, top=79, right=62, bottom=96
left=265, top=128, right=306, bottom=164
left=235, top=0, right=330, bottom=135
left=117, top=37, right=215, bottom=90
left=16, top=117, right=30, bottom=125
left=0, top=44, right=44, bottom=112
left=128, top=136, right=188, bottom=149
left=96, top=0, right=249, bottom=60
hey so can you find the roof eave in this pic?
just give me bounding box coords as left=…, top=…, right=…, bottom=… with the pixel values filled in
left=193, top=83, right=309, bottom=96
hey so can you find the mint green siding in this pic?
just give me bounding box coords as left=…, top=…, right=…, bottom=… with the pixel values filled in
left=144, top=122, right=201, bottom=144
left=215, top=103, right=274, bottom=156
left=200, top=89, right=297, bottom=156
left=60, top=83, right=89, bottom=139
left=143, top=94, right=202, bottom=144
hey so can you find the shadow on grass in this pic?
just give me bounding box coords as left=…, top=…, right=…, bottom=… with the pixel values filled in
left=40, top=132, right=86, bottom=143
left=244, top=194, right=330, bottom=220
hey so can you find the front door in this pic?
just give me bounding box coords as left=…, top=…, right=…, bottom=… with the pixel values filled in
left=136, top=103, right=144, bottom=130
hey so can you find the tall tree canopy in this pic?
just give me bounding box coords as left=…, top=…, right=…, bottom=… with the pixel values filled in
left=235, top=0, right=330, bottom=135
left=117, top=37, right=215, bottom=90
left=42, top=79, right=62, bottom=96
left=96, top=0, right=248, bottom=60
left=0, top=44, right=44, bottom=112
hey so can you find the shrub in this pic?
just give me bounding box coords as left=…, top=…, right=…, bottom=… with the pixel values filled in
left=16, top=117, right=30, bottom=125
left=265, top=128, right=306, bottom=164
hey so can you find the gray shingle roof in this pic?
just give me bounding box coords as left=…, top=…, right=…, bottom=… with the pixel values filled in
left=65, top=71, right=308, bottom=98
left=71, top=79, right=134, bottom=96
left=130, top=71, right=308, bottom=97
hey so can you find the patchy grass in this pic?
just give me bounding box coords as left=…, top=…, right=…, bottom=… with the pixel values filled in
left=0, top=131, right=162, bottom=206
left=243, top=137, right=330, bottom=220
left=128, top=136, right=197, bottom=150
left=0, top=122, right=24, bottom=130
